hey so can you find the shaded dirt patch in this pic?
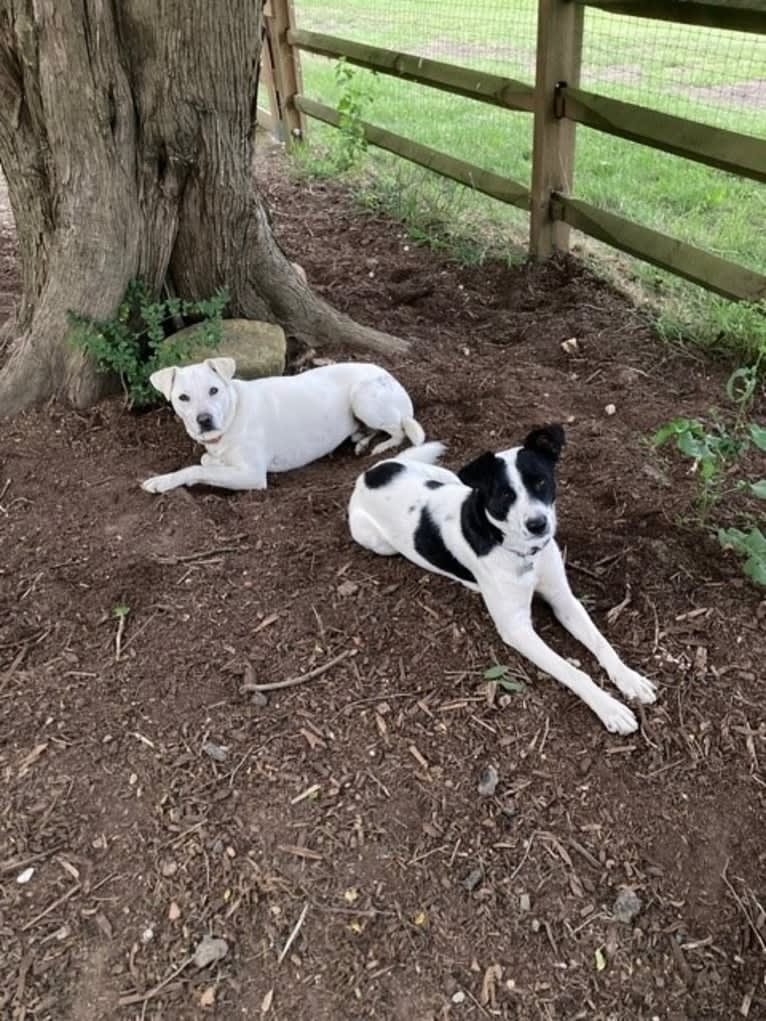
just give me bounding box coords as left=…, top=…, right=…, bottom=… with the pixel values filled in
left=1, top=145, right=766, bottom=1020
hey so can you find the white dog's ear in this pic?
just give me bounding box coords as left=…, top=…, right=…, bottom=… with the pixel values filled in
left=206, top=357, right=236, bottom=382
left=149, top=366, right=177, bottom=401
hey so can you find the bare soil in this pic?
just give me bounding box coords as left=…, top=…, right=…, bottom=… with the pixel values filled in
left=1, top=144, right=766, bottom=1021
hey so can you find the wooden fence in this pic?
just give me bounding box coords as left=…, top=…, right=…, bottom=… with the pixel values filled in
left=260, top=0, right=766, bottom=303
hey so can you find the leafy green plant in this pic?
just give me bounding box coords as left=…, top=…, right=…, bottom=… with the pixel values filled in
left=332, top=58, right=376, bottom=172
left=69, top=280, right=229, bottom=408
left=653, top=355, right=766, bottom=586
left=112, top=601, right=130, bottom=662
left=483, top=664, right=527, bottom=694
left=717, top=526, right=766, bottom=587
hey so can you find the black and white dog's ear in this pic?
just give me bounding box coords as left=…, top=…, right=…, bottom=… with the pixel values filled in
left=523, top=424, right=566, bottom=463
left=457, top=451, right=499, bottom=493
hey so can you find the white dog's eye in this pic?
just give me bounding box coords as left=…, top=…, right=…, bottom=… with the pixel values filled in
left=209, top=387, right=218, bottom=396
left=178, top=394, right=190, bottom=402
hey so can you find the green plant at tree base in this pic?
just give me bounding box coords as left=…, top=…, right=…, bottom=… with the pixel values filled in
left=332, top=58, right=377, bottom=172
left=653, top=338, right=766, bottom=586
left=69, top=280, right=229, bottom=409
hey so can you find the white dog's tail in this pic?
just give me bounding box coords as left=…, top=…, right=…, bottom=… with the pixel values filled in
left=398, top=441, right=446, bottom=465
left=402, top=416, right=426, bottom=447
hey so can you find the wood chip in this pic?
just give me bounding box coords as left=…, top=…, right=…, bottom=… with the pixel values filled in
left=408, top=744, right=429, bottom=770
left=277, top=844, right=323, bottom=861
left=18, top=742, right=48, bottom=776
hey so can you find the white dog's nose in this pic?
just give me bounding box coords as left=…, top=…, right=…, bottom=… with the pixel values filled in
left=197, top=413, right=214, bottom=432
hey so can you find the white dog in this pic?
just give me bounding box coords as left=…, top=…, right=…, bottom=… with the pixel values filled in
left=348, top=426, right=656, bottom=734
left=142, top=358, right=425, bottom=493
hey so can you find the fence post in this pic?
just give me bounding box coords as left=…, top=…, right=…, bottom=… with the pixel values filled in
left=263, top=0, right=306, bottom=142
left=529, top=0, right=584, bottom=259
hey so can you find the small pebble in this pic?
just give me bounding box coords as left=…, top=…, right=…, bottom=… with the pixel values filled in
left=501, top=799, right=518, bottom=820
left=16, top=867, right=34, bottom=884
left=451, top=991, right=466, bottom=1004
left=477, top=765, right=499, bottom=797
left=605, top=403, right=617, bottom=416
left=202, top=741, right=227, bottom=763
left=193, top=934, right=229, bottom=969
left=613, top=887, right=642, bottom=924
left=463, top=866, right=484, bottom=893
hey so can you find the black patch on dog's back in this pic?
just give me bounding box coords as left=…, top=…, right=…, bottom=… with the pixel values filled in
left=425, top=480, right=444, bottom=490
left=414, top=507, right=476, bottom=584
left=365, top=461, right=405, bottom=489
left=460, top=490, right=503, bottom=557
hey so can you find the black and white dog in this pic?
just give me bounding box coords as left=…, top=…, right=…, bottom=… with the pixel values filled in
left=348, top=425, right=656, bottom=734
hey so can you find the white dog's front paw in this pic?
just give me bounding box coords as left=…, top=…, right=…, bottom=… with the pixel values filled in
left=611, top=667, right=657, bottom=705
left=141, top=474, right=178, bottom=494
left=594, top=693, right=638, bottom=735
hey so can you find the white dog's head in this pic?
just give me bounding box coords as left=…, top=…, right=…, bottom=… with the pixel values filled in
left=150, top=358, right=237, bottom=444
left=458, top=424, right=565, bottom=557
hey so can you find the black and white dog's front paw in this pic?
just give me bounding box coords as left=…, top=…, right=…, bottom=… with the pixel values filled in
left=610, top=666, right=657, bottom=704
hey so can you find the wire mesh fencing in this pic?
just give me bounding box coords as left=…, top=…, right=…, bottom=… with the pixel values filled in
left=286, top=0, right=765, bottom=283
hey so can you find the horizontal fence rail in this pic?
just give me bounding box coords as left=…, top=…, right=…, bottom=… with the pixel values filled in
left=268, top=0, right=766, bottom=304
left=575, top=0, right=766, bottom=35
left=562, top=87, right=766, bottom=184
left=554, top=196, right=766, bottom=302
left=294, top=95, right=531, bottom=211
left=287, top=29, right=535, bottom=113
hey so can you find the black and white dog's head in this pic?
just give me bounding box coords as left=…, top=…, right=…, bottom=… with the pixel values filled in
left=458, top=424, right=565, bottom=558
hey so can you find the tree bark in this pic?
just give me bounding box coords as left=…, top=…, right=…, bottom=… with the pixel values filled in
left=0, top=0, right=406, bottom=417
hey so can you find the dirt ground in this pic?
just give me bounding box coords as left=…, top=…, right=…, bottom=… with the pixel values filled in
left=2, top=142, right=766, bottom=1021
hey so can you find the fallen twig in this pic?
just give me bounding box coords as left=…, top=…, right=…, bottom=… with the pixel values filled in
left=278, top=903, right=309, bottom=965
left=154, top=544, right=247, bottom=566
left=118, top=954, right=194, bottom=1007
left=509, top=831, right=539, bottom=882
left=243, top=648, right=356, bottom=692
left=721, top=859, right=766, bottom=955
left=21, top=883, right=81, bottom=931
left=1, top=844, right=65, bottom=875
left=0, top=644, right=28, bottom=695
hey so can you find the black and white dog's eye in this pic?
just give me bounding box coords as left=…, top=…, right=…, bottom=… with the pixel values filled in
left=178, top=394, right=190, bottom=402
left=209, top=386, right=218, bottom=396
left=533, top=479, right=545, bottom=491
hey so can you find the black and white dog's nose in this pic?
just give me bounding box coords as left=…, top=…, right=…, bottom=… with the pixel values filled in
left=197, top=413, right=214, bottom=432
left=526, top=515, right=548, bottom=536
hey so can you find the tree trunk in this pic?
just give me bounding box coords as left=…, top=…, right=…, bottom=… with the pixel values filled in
left=0, top=1, right=406, bottom=417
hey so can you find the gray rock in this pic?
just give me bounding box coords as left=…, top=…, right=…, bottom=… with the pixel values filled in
left=613, top=887, right=642, bottom=924
left=463, top=865, right=484, bottom=893
left=193, top=934, right=229, bottom=969
left=202, top=741, right=227, bottom=763
left=477, top=765, right=499, bottom=797
left=163, top=319, right=286, bottom=379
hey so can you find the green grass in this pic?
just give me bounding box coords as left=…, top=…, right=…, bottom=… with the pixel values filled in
left=288, top=0, right=766, bottom=361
